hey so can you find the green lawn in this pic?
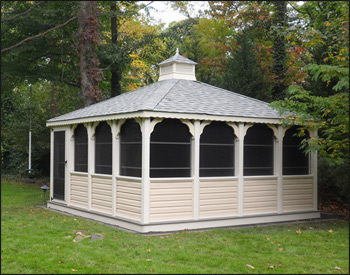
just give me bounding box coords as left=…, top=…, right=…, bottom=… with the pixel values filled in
left=1, top=180, right=349, bottom=274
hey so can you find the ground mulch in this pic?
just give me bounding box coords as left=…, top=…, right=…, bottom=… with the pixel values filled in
left=319, top=201, right=349, bottom=217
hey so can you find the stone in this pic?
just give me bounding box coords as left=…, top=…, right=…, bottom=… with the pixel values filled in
left=90, top=233, right=104, bottom=241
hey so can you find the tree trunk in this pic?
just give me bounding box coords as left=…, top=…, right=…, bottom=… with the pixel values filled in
left=110, top=3, right=122, bottom=97
left=77, top=1, right=102, bottom=106
left=272, top=1, right=287, bottom=100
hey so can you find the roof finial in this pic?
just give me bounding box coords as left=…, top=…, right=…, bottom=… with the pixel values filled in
left=176, top=48, right=179, bottom=55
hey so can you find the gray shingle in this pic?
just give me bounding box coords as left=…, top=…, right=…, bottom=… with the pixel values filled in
left=47, top=79, right=282, bottom=123
left=158, top=53, right=197, bottom=65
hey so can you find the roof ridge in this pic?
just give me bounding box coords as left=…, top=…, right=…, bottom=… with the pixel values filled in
left=151, top=79, right=180, bottom=110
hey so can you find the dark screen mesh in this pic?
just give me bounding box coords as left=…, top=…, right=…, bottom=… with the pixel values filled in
left=95, top=121, right=112, bottom=175
left=200, top=121, right=234, bottom=177
left=244, top=124, right=273, bottom=176
left=150, top=119, right=191, bottom=178
left=283, top=126, right=309, bottom=175
left=74, top=124, right=88, bottom=172
left=120, top=119, right=142, bottom=177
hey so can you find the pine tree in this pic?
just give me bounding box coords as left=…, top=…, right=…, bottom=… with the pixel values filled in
left=223, top=31, right=272, bottom=102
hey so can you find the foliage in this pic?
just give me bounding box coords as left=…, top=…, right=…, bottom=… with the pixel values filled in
left=2, top=181, right=349, bottom=274
left=271, top=64, right=349, bottom=166
left=222, top=30, right=273, bottom=102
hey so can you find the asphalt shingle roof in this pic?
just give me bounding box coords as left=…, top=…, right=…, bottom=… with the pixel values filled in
left=47, top=79, right=282, bottom=123
left=158, top=53, right=197, bottom=65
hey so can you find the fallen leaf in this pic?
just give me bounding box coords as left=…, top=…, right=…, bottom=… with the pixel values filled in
left=146, top=259, right=152, bottom=262
left=340, top=244, right=345, bottom=246
left=58, top=261, right=64, bottom=264
left=159, top=236, right=164, bottom=239
left=269, top=265, right=275, bottom=269
left=328, top=229, right=333, bottom=233
left=279, top=248, right=284, bottom=252
left=56, top=246, right=60, bottom=249
left=296, top=230, right=302, bottom=234
left=149, top=269, right=153, bottom=272
left=246, top=264, right=255, bottom=269
left=335, top=266, right=342, bottom=270
left=72, top=269, right=77, bottom=272
left=266, top=237, right=270, bottom=240
left=309, top=227, right=314, bottom=230
left=146, top=249, right=151, bottom=252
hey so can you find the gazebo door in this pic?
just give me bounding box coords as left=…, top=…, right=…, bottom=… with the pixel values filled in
left=53, top=131, right=66, bottom=200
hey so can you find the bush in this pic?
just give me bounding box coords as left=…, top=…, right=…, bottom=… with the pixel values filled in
left=318, top=157, right=349, bottom=203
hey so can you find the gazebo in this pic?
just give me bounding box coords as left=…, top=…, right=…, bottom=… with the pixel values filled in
left=46, top=51, right=320, bottom=233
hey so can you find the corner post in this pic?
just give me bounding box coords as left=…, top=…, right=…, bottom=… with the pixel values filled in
left=141, top=118, right=151, bottom=224
left=276, top=126, right=284, bottom=214
left=238, top=123, right=245, bottom=216
left=193, top=120, right=200, bottom=220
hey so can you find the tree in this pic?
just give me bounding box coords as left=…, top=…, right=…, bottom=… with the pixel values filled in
left=271, top=1, right=287, bottom=100
left=76, top=1, right=103, bottom=106
left=223, top=30, right=272, bottom=101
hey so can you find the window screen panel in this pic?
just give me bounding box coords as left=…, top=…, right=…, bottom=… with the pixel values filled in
left=283, top=126, right=309, bottom=175
left=200, top=121, right=235, bottom=177
left=74, top=124, right=88, bottom=172
left=95, top=121, right=112, bottom=175
left=150, top=119, right=191, bottom=178
left=120, top=119, right=142, bottom=177
left=244, top=124, right=274, bottom=176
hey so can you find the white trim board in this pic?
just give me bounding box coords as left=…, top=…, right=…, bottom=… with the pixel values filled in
left=47, top=201, right=320, bottom=234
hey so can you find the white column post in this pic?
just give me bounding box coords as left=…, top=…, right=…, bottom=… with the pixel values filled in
left=141, top=118, right=151, bottom=224
left=86, top=123, right=95, bottom=211
left=276, top=126, right=284, bottom=214
left=238, top=123, right=245, bottom=216
left=66, top=126, right=75, bottom=206
left=50, top=128, right=54, bottom=200
left=193, top=120, right=200, bottom=220
left=110, top=121, right=118, bottom=216
left=310, top=129, right=318, bottom=210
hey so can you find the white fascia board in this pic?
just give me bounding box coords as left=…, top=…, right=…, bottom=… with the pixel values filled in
left=46, top=110, right=283, bottom=127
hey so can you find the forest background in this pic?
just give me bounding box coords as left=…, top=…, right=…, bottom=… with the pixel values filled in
left=1, top=1, right=349, bottom=207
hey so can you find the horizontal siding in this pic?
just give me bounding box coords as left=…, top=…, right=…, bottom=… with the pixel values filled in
left=243, top=178, right=278, bottom=215
left=70, top=173, right=88, bottom=209
left=150, top=180, right=193, bottom=222
left=116, top=178, right=141, bottom=221
left=199, top=179, right=238, bottom=218
left=176, top=63, right=193, bottom=74
left=91, top=175, right=112, bottom=214
left=283, top=177, right=313, bottom=212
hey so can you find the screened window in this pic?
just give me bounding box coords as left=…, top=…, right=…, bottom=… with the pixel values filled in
left=120, top=119, right=142, bottom=177
left=283, top=126, right=309, bottom=175
left=150, top=119, right=191, bottom=178
left=200, top=121, right=235, bottom=177
left=95, top=121, right=112, bottom=175
left=244, top=124, right=274, bottom=176
left=74, top=124, right=88, bottom=172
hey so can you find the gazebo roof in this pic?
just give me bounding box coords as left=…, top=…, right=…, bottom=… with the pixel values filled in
left=47, top=78, right=283, bottom=125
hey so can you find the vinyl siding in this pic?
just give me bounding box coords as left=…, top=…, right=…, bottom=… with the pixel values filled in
left=283, top=176, right=313, bottom=212
left=91, top=174, right=113, bottom=214
left=70, top=172, right=88, bottom=209
left=116, top=177, right=142, bottom=221
left=150, top=179, right=193, bottom=222
left=199, top=178, right=238, bottom=218
left=243, top=177, right=278, bottom=214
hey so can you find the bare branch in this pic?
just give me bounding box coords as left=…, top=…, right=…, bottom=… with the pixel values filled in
left=1, top=16, right=77, bottom=53
left=1, top=1, right=46, bottom=23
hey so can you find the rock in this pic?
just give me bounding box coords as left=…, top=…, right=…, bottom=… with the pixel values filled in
left=90, top=233, right=104, bottom=241
left=73, top=235, right=85, bottom=242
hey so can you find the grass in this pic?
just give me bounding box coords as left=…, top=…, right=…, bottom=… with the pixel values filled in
left=1, top=180, right=349, bottom=274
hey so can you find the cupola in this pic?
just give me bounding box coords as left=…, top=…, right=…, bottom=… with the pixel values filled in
left=158, top=48, right=197, bottom=81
